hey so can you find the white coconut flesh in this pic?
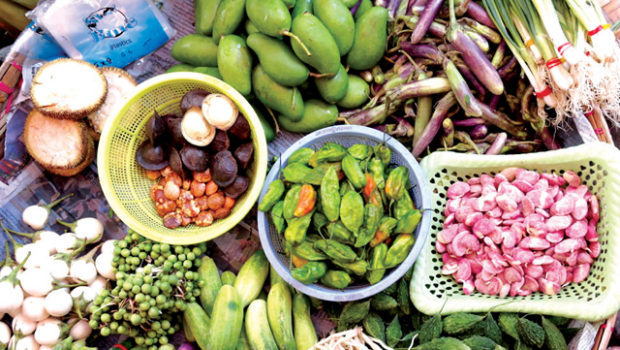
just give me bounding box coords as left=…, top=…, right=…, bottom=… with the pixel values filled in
left=181, top=106, right=216, bottom=146
left=24, top=111, right=86, bottom=168
left=32, top=59, right=107, bottom=116
left=202, top=94, right=238, bottom=131
left=88, top=68, right=137, bottom=134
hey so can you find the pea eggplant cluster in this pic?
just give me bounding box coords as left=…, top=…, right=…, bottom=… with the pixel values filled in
left=259, top=142, right=421, bottom=289
left=170, top=0, right=389, bottom=135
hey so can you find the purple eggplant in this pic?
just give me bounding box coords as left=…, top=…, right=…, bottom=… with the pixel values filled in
left=453, top=118, right=485, bottom=127
left=400, top=43, right=443, bottom=64
left=342, top=102, right=402, bottom=126
left=412, top=92, right=457, bottom=156
left=466, top=1, right=496, bottom=29
left=401, top=15, right=447, bottom=37
left=485, top=132, right=507, bottom=154
left=491, top=41, right=507, bottom=67
left=390, top=77, right=451, bottom=100
left=452, top=58, right=486, bottom=96
left=477, top=98, right=528, bottom=140
left=498, top=57, right=517, bottom=79
left=410, top=0, right=445, bottom=44
left=470, top=124, right=488, bottom=139
left=443, top=58, right=482, bottom=117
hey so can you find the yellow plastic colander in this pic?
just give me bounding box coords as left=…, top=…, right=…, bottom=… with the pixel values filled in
left=97, top=73, right=268, bottom=245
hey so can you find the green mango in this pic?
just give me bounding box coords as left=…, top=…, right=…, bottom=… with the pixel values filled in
left=246, top=0, right=292, bottom=37
left=166, top=64, right=194, bottom=73
left=315, top=65, right=349, bottom=104
left=253, top=105, right=276, bottom=142
left=212, top=0, right=246, bottom=43
left=253, top=65, right=305, bottom=121
left=337, top=74, right=370, bottom=108
left=313, top=0, right=355, bottom=55
left=347, top=7, right=388, bottom=70
left=194, top=0, right=221, bottom=35
left=171, top=34, right=218, bottom=67
left=245, top=19, right=260, bottom=34
left=247, top=33, right=309, bottom=87
left=290, top=13, right=341, bottom=75
left=278, top=99, right=338, bottom=133
left=217, top=35, right=252, bottom=96
left=282, top=0, right=296, bottom=8
left=292, top=0, right=313, bottom=17
left=354, top=0, right=373, bottom=20
left=341, top=0, right=358, bottom=8
left=193, top=66, right=223, bottom=80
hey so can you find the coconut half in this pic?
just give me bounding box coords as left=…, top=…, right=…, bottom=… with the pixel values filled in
left=88, top=67, right=137, bottom=137
left=24, top=109, right=89, bottom=170
left=31, top=58, right=107, bottom=120
left=45, top=134, right=95, bottom=177
left=181, top=106, right=216, bottom=147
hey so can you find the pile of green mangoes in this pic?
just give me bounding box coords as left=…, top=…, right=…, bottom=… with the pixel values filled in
left=169, top=0, right=387, bottom=136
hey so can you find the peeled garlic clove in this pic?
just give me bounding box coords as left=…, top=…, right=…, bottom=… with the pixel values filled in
left=181, top=106, right=216, bottom=147
left=202, top=94, right=238, bottom=131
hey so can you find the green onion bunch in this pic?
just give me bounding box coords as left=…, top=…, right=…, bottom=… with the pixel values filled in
left=89, top=230, right=206, bottom=349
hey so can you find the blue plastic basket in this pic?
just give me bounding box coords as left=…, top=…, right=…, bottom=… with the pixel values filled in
left=257, top=125, right=432, bottom=302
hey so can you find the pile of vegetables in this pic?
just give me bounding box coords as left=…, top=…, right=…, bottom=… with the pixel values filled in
left=259, top=141, right=420, bottom=289
left=0, top=195, right=111, bottom=349
left=88, top=231, right=205, bottom=348
left=341, top=0, right=559, bottom=156
left=182, top=251, right=319, bottom=350
left=169, top=0, right=388, bottom=135
left=483, top=0, right=620, bottom=123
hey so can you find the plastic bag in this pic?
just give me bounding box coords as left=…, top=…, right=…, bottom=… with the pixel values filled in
left=30, top=0, right=176, bottom=68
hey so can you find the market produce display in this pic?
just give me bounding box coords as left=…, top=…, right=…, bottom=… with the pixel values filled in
left=259, top=141, right=421, bottom=289
left=136, top=90, right=253, bottom=228
left=170, top=0, right=389, bottom=134
left=438, top=168, right=600, bottom=297
left=340, top=0, right=559, bottom=156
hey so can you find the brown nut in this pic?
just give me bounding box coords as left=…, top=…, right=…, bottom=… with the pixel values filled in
left=153, top=188, right=166, bottom=204
left=193, top=169, right=212, bottom=183
left=183, top=179, right=192, bottom=191
left=167, top=172, right=182, bottom=187
left=156, top=199, right=177, bottom=216
left=205, top=181, right=219, bottom=196
left=145, top=170, right=161, bottom=180
left=195, top=211, right=214, bottom=227
left=213, top=207, right=231, bottom=219
left=196, top=196, right=209, bottom=211
left=163, top=211, right=182, bottom=229
left=150, top=184, right=162, bottom=200
left=224, top=196, right=236, bottom=210
left=164, top=181, right=180, bottom=201
left=161, top=166, right=174, bottom=178
left=207, top=192, right=225, bottom=210
left=182, top=199, right=201, bottom=218
left=180, top=213, right=192, bottom=226
left=190, top=180, right=206, bottom=197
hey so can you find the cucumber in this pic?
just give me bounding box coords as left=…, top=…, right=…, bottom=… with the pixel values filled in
left=234, top=250, right=270, bottom=307
left=237, top=328, right=251, bottom=350
left=293, top=293, right=317, bottom=350
left=270, top=265, right=286, bottom=287
left=183, top=316, right=195, bottom=342
left=183, top=302, right=211, bottom=349
left=199, top=256, right=222, bottom=315
left=209, top=285, right=244, bottom=350
left=221, top=270, right=237, bottom=285
left=267, top=283, right=296, bottom=350
left=245, top=300, right=279, bottom=350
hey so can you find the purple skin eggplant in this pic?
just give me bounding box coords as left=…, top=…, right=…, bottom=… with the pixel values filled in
left=411, top=0, right=446, bottom=44
left=452, top=58, right=486, bottom=96
left=485, top=132, right=507, bottom=154
left=342, top=102, right=402, bottom=126
left=467, top=1, right=496, bottom=29
left=375, top=117, right=415, bottom=137
left=540, top=127, right=561, bottom=150
left=476, top=98, right=528, bottom=140
left=501, top=140, right=542, bottom=154
left=498, top=57, right=517, bottom=79
left=443, top=58, right=482, bottom=117
left=401, top=15, right=447, bottom=37
left=390, top=77, right=451, bottom=100
left=447, top=0, right=503, bottom=95
left=460, top=18, right=501, bottom=44
left=455, top=130, right=481, bottom=154
left=400, top=43, right=443, bottom=64
left=412, top=92, right=457, bottom=157
left=452, top=118, right=485, bottom=127
left=491, top=41, right=506, bottom=67
left=470, top=124, right=488, bottom=139
left=488, top=94, right=501, bottom=110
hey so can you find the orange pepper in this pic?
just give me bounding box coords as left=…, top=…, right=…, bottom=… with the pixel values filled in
left=369, top=231, right=388, bottom=247
left=292, top=255, right=308, bottom=268
left=363, top=173, right=376, bottom=201
left=294, top=184, right=316, bottom=217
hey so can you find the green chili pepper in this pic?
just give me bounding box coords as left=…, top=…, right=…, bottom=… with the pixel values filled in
left=369, top=216, right=399, bottom=247
left=258, top=179, right=285, bottom=211
left=369, top=158, right=385, bottom=189
left=291, top=261, right=327, bottom=284
left=284, top=212, right=313, bottom=244
left=270, top=200, right=286, bottom=235
left=320, top=270, right=352, bottom=289
left=393, top=191, right=414, bottom=220
left=342, top=155, right=367, bottom=189
left=283, top=185, right=302, bottom=220
left=288, top=147, right=315, bottom=165
left=312, top=212, right=329, bottom=233
left=373, top=144, right=392, bottom=166
left=385, top=166, right=409, bottom=201
left=355, top=203, right=383, bottom=247
left=340, top=181, right=353, bottom=196
left=314, top=239, right=357, bottom=262
left=384, top=234, right=415, bottom=268
left=316, top=142, right=347, bottom=163
left=305, top=162, right=343, bottom=185
left=347, top=144, right=372, bottom=160
left=340, top=191, right=364, bottom=233
left=320, top=166, right=341, bottom=222
left=367, top=243, right=388, bottom=284
left=283, top=163, right=313, bottom=183
left=395, top=210, right=421, bottom=234
left=327, top=221, right=353, bottom=243
left=333, top=260, right=368, bottom=277
left=291, top=240, right=328, bottom=261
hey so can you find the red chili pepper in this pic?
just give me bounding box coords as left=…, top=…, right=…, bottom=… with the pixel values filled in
left=294, top=184, right=316, bottom=217
left=363, top=173, right=376, bottom=201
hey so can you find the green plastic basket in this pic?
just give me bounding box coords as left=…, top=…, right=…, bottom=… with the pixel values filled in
left=410, top=142, right=620, bottom=321
left=97, top=73, right=268, bottom=245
